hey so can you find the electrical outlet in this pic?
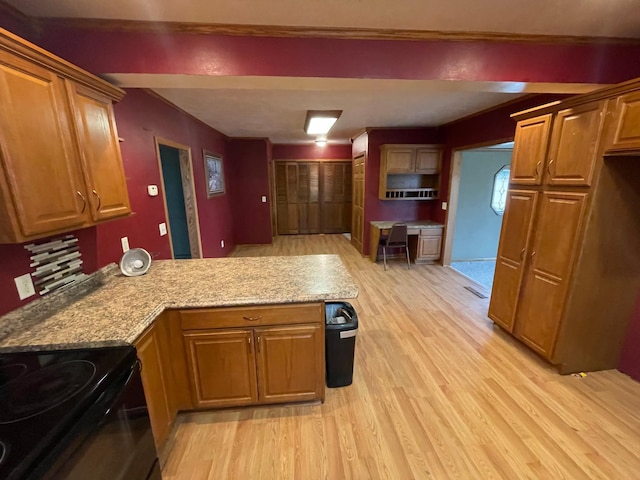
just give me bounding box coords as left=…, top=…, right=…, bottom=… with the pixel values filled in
left=14, top=273, right=36, bottom=300
left=221, top=240, right=225, bottom=248
left=261, top=196, right=267, bottom=203
left=159, top=223, right=167, bottom=236
left=442, top=201, right=448, bottom=211
left=121, top=236, right=130, bottom=253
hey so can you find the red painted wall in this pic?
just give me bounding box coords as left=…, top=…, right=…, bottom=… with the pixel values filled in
left=272, top=144, right=352, bottom=160
left=0, top=8, right=39, bottom=43
left=620, top=296, right=640, bottom=381
left=0, top=89, right=234, bottom=317
left=227, top=139, right=272, bottom=245
left=38, top=25, right=640, bottom=85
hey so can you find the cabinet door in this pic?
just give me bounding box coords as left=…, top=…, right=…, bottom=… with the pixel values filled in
left=488, top=190, right=538, bottom=332
left=415, top=148, right=442, bottom=173
left=385, top=147, right=415, bottom=173
left=510, top=114, right=552, bottom=185
left=135, top=325, right=172, bottom=448
left=417, top=228, right=442, bottom=261
left=183, top=329, right=258, bottom=408
left=608, top=90, right=640, bottom=152
left=545, top=101, right=606, bottom=187
left=514, top=192, right=588, bottom=357
left=0, top=51, right=88, bottom=238
left=69, top=83, right=131, bottom=221
left=255, top=325, right=324, bottom=404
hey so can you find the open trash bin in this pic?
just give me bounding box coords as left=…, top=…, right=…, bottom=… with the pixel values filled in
left=325, top=301, right=358, bottom=387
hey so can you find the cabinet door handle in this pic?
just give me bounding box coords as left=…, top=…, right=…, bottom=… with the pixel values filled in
left=535, top=161, right=542, bottom=178
left=256, top=336, right=261, bottom=353
left=547, top=159, right=555, bottom=176
left=531, top=251, right=537, bottom=262
left=248, top=336, right=251, bottom=345
left=242, top=316, right=263, bottom=321
left=520, top=248, right=525, bottom=261
left=76, top=191, right=87, bottom=213
left=92, top=190, right=102, bottom=211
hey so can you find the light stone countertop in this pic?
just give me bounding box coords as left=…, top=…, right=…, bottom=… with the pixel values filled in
left=0, top=255, right=358, bottom=352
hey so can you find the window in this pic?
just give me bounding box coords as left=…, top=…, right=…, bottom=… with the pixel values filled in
left=491, top=165, right=510, bottom=215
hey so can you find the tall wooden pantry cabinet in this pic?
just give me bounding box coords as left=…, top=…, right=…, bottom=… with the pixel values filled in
left=489, top=77, right=640, bottom=374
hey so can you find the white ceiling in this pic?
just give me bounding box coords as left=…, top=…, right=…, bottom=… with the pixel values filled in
left=7, top=0, right=638, bottom=144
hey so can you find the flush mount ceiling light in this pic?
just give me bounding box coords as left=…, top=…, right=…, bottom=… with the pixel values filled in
left=304, top=110, right=342, bottom=135
left=315, top=139, right=327, bottom=147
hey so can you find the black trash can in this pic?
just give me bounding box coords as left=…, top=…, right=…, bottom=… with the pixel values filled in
left=325, top=301, right=358, bottom=387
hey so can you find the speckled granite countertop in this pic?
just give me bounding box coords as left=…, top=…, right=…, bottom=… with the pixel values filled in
left=0, top=255, right=358, bottom=352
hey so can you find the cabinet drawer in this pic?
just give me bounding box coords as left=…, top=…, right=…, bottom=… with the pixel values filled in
left=180, top=303, right=324, bottom=330
left=420, top=227, right=443, bottom=237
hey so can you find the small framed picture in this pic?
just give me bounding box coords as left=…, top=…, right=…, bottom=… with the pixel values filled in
left=203, top=151, right=225, bottom=197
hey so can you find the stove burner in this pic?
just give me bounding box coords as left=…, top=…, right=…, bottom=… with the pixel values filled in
left=0, top=364, right=27, bottom=386
left=0, top=360, right=96, bottom=424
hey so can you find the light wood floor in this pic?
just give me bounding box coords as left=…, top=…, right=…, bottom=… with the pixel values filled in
left=161, top=234, right=640, bottom=479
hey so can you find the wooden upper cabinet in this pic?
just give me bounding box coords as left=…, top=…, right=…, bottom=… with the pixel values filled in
left=0, top=29, right=128, bottom=243
left=254, top=324, right=324, bottom=404
left=510, top=114, right=553, bottom=185
left=69, top=82, right=131, bottom=221
left=608, top=89, right=640, bottom=152
left=514, top=192, right=588, bottom=357
left=0, top=51, right=89, bottom=241
left=415, top=147, right=442, bottom=173
left=183, top=329, right=258, bottom=409
left=545, top=101, right=606, bottom=187
left=488, top=190, right=538, bottom=332
left=384, top=147, right=415, bottom=173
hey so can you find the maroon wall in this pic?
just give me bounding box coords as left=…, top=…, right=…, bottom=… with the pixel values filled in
left=272, top=144, right=352, bottom=160
left=38, top=25, right=640, bottom=86
left=620, top=296, right=640, bottom=381
left=0, top=89, right=234, bottom=317
left=227, top=139, right=272, bottom=245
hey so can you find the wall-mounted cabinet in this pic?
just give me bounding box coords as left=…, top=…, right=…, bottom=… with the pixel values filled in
left=379, top=144, right=443, bottom=200
left=0, top=28, right=130, bottom=244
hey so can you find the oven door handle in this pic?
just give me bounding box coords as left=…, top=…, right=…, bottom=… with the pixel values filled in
left=97, top=360, right=140, bottom=425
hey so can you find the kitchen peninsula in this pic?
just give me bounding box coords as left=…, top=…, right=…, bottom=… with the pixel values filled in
left=0, top=254, right=358, bottom=447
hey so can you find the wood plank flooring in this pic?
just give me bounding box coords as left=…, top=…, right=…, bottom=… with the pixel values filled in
left=161, top=234, right=640, bottom=479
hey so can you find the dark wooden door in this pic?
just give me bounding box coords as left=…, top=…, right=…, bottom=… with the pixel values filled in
left=275, top=160, right=351, bottom=234
left=321, top=162, right=352, bottom=233
left=351, top=154, right=365, bottom=252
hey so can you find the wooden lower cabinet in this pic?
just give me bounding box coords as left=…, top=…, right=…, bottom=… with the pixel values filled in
left=134, top=320, right=173, bottom=449
left=183, top=329, right=258, bottom=408
left=255, top=325, right=324, bottom=404
left=415, top=227, right=443, bottom=263
left=181, top=303, right=325, bottom=409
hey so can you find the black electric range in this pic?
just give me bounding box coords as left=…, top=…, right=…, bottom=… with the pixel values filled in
left=0, top=346, right=160, bottom=480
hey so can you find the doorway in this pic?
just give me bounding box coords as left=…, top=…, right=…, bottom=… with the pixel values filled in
left=155, top=138, right=203, bottom=259
left=443, top=142, right=513, bottom=291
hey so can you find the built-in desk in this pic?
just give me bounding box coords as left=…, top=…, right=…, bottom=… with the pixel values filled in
left=370, top=220, right=444, bottom=264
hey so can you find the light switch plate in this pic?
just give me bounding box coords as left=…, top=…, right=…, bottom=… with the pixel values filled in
left=221, top=240, right=225, bottom=248
left=15, top=273, right=36, bottom=300
left=121, top=236, right=130, bottom=253
left=159, top=223, right=167, bottom=236
left=441, top=201, right=448, bottom=211
left=261, top=196, right=267, bottom=203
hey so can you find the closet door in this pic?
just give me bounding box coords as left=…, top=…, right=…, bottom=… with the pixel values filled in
left=321, top=162, right=352, bottom=233
left=351, top=155, right=365, bottom=252
left=275, top=162, right=298, bottom=234
left=297, top=162, right=320, bottom=234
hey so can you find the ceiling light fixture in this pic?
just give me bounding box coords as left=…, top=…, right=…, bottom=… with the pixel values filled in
left=315, top=139, right=327, bottom=147
left=304, top=110, right=342, bottom=135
